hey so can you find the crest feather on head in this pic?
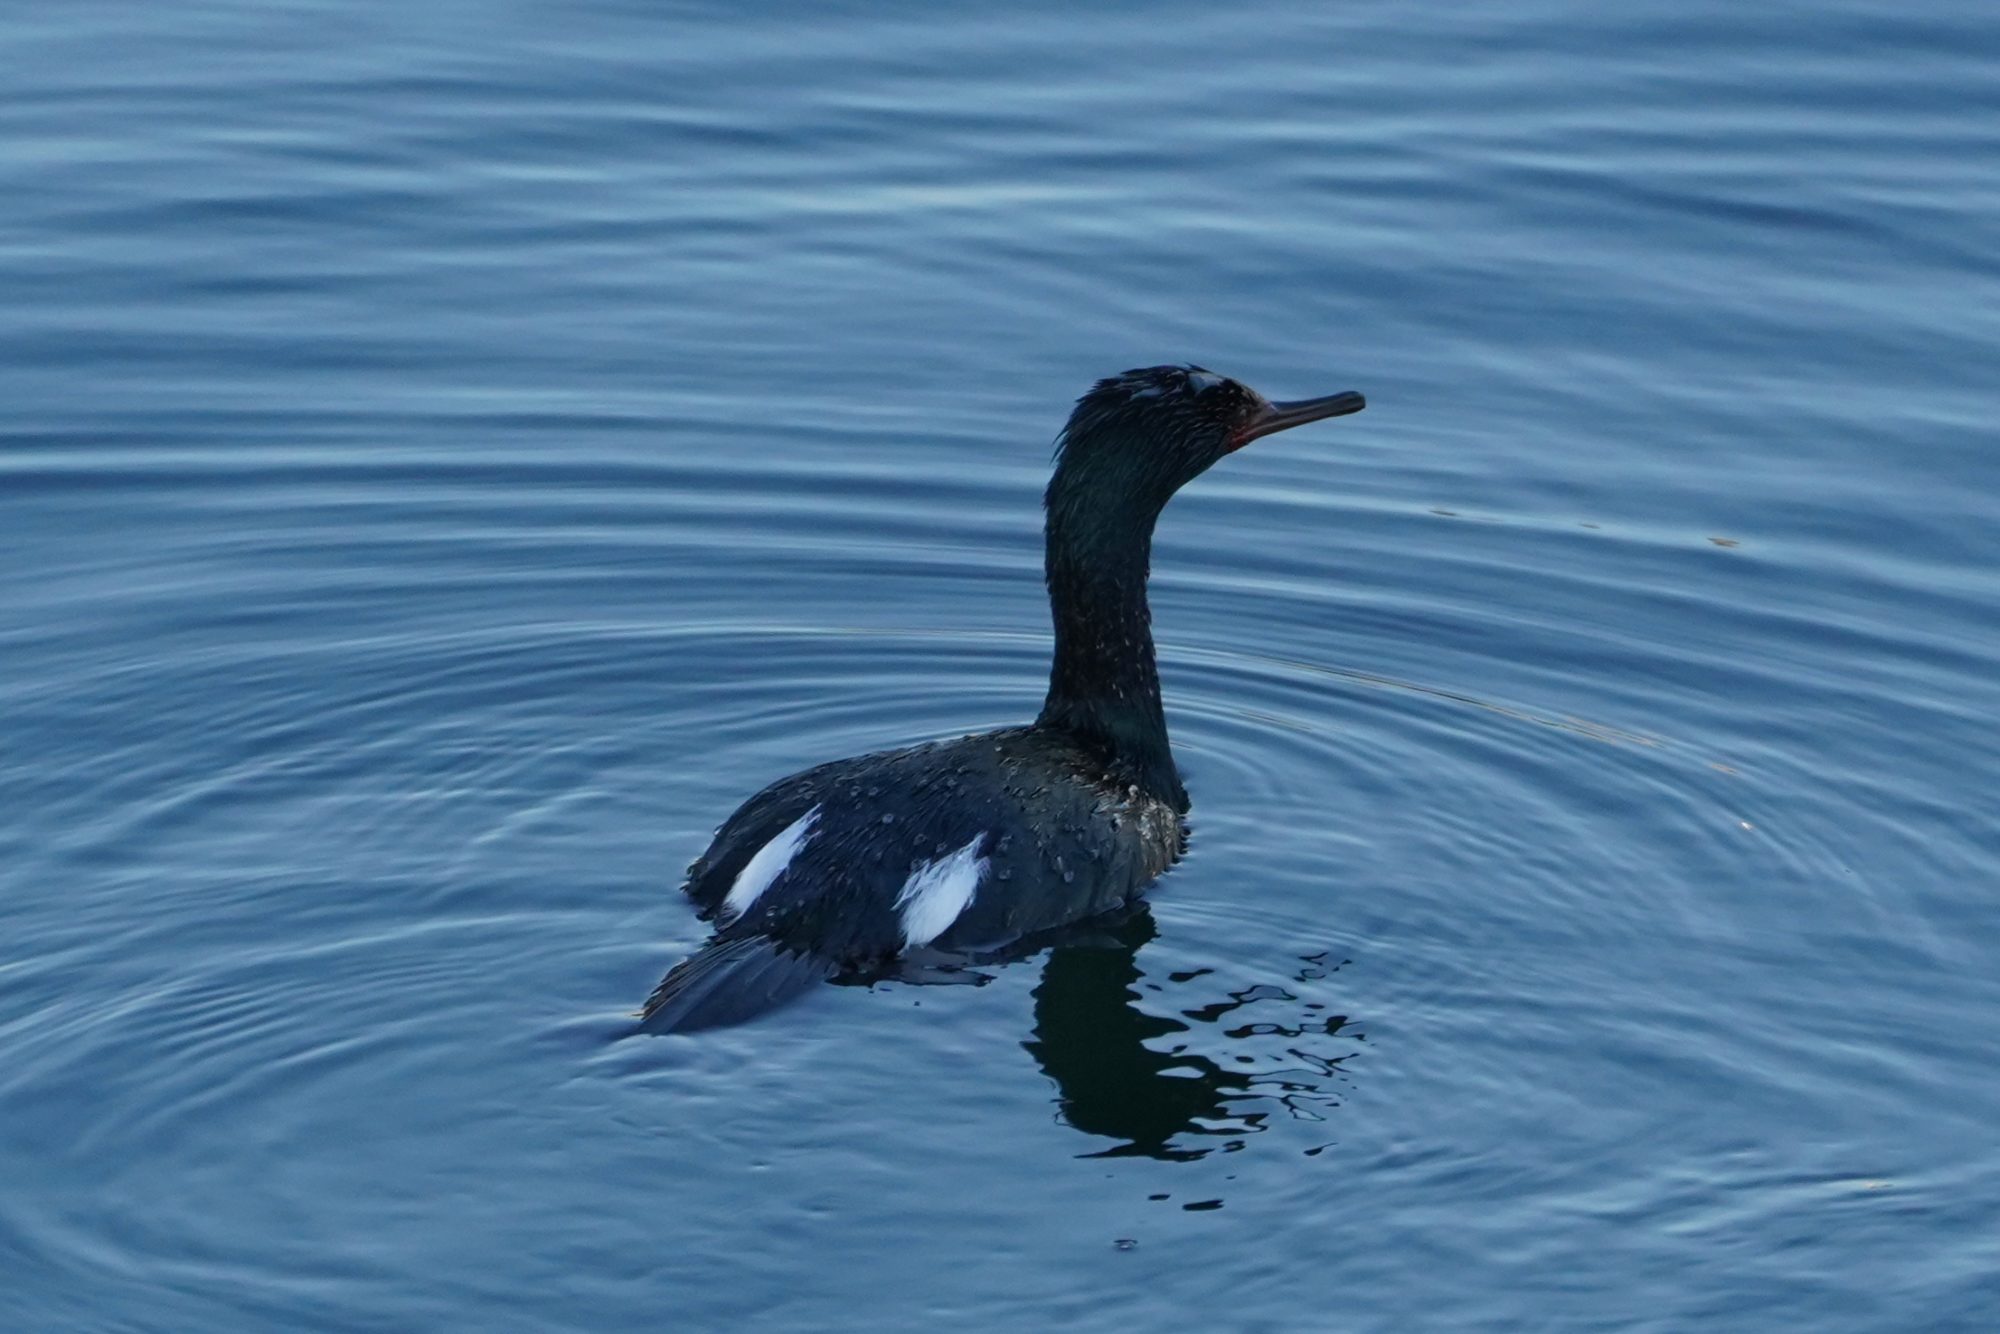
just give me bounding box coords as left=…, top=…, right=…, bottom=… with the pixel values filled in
left=1054, top=364, right=1234, bottom=465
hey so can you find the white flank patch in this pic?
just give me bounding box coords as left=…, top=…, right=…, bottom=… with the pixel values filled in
left=720, top=806, right=819, bottom=921
left=894, top=835, right=988, bottom=949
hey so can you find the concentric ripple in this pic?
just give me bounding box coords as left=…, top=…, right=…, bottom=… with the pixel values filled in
left=6, top=0, right=2000, bottom=1325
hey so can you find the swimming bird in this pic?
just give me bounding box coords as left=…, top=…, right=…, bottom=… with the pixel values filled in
left=641, top=365, right=1366, bottom=1031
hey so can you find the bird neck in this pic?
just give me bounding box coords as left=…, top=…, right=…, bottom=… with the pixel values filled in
left=1036, top=468, right=1186, bottom=809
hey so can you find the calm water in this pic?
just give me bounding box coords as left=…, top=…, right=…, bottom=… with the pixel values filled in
left=4, top=2, right=1998, bottom=1328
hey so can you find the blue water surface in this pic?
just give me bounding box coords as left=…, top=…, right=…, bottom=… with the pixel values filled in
left=4, top=2, right=1998, bottom=1329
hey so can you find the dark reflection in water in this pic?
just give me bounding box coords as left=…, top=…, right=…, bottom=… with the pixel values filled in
left=827, top=903, right=1363, bottom=1163
left=1020, top=905, right=1362, bottom=1162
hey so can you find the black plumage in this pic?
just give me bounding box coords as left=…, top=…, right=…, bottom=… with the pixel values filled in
left=641, top=365, right=1365, bottom=1031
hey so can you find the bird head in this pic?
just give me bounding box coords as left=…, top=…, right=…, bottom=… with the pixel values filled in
left=1052, top=365, right=1366, bottom=509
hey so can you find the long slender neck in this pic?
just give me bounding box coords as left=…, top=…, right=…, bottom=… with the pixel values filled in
left=1036, top=464, right=1187, bottom=809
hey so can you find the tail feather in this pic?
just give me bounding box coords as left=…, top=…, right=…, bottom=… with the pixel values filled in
left=639, top=936, right=835, bottom=1033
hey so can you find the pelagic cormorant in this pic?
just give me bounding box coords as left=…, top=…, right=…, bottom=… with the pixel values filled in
left=641, top=365, right=1365, bottom=1031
